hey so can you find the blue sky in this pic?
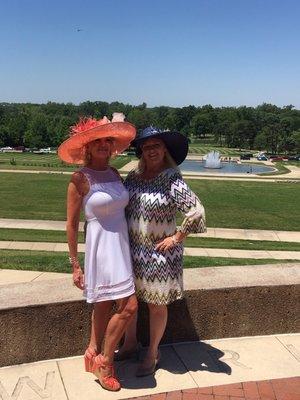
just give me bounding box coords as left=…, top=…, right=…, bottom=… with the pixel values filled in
left=0, top=0, right=299, bottom=108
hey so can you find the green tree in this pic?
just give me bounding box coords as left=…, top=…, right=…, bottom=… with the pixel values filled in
left=6, top=113, right=28, bottom=146
left=24, top=114, right=48, bottom=148
left=254, top=131, right=267, bottom=150
left=290, top=130, right=300, bottom=153
left=260, top=124, right=281, bottom=153
left=0, top=125, right=9, bottom=146
left=191, top=113, right=213, bottom=138
left=127, top=109, right=152, bottom=130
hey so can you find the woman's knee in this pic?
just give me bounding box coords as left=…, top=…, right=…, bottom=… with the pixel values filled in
left=117, top=295, right=138, bottom=319
left=148, top=303, right=167, bottom=315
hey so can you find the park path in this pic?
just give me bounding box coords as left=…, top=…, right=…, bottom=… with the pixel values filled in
left=1, top=240, right=300, bottom=260
left=1, top=218, right=300, bottom=242
left=1, top=165, right=300, bottom=181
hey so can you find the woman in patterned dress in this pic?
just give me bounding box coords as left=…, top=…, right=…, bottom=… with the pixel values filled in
left=117, top=126, right=206, bottom=376
left=58, top=114, right=138, bottom=391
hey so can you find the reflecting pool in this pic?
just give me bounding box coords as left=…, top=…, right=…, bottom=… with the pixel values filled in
left=180, top=160, right=276, bottom=174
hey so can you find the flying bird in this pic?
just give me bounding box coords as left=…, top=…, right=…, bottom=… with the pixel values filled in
left=76, top=28, right=83, bottom=32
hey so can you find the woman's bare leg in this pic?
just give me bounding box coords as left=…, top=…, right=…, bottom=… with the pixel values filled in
left=116, top=310, right=138, bottom=353
left=141, top=304, right=167, bottom=368
left=89, top=301, right=113, bottom=353
left=100, top=294, right=138, bottom=374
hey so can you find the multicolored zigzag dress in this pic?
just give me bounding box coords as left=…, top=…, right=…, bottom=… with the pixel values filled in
left=124, top=167, right=206, bottom=305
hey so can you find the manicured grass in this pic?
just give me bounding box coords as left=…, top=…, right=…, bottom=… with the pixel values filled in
left=183, top=256, right=294, bottom=268
left=184, top=237, right=300, bottom=251
left=111, top=156, right=135, bottom=169
left=1, top=228, right=300, bottom=251
left=188, top=144, right=242, bottom=156
left=0, top=250, right=83, bottom=273
left=0, top=249, right=292, bottom=273
left=1, top=172, right=300, bottom=230
left=187, top=179, right=300, bottom=231
left=283, top=161, right=300, bottom=167
left=0, top=173, right=69, bottom=220
left=259, top=162, right=290, bottom=176
left=0, top=228, right=85, bottom=243
left=0, top=153, right=132, bottom=171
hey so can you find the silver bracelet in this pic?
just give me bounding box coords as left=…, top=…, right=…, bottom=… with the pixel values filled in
left=172, top=235, right=179, bottom=245
left=69, top=256, right=79, bottom=265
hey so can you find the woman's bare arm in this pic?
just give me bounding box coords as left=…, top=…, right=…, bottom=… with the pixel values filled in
left=66, top=171, right=88, bottom=289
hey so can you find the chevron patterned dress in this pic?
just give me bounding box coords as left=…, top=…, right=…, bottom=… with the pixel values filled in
left=124, top=167, right=206, bottom=305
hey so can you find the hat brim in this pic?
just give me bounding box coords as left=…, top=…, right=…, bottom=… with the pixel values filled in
left=133, top=131, right=189, bottom=165
left=58, top=122, right=136, bottom=164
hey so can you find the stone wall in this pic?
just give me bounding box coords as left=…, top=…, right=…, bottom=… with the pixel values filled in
left=1, top=264, right=299, bottom=367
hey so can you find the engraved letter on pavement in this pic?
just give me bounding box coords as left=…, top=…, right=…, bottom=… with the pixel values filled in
left=0, top=371, right=55, bottom=400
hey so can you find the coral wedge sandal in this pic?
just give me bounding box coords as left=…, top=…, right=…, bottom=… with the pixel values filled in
left=84, top=347, right=97, bottom=373
left=85, top=351, right=121, bottom=392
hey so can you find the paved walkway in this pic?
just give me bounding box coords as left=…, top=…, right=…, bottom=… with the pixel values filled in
left=2, top=163, right=300, bottom=182
left=1, top=218, right=300, bottom=243
left=174, top=174, right=300, bottom=182
left=0, top=334, right=299, bottom=400
left=0, top=268, right=70, bottom=285
left=127, top=377, right=300, bottom=399
left=1, top=263, right=299, bottom=290
left=1, top=240, right=300, bottom=260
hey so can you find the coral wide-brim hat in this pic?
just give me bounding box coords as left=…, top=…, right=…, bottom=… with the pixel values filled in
left=58, top=113, right=136, bottom=164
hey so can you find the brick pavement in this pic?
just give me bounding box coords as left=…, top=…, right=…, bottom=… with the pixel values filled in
left=124, top=377, right=300, bottom=400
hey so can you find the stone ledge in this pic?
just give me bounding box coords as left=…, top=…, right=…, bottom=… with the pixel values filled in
left=1, top=264, right=299, bottom=367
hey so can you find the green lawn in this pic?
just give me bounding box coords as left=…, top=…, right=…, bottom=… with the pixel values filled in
left=187, top=179, right=300, bottom=231
left=1, top=228, right=300, bottom=251
left=188, top=144, right=242, bottom=156
left=183, top=256, right=294, bottom=268
left=0, top=173, right=70, bottom=220
left=283, top=161, right=300, bottom=167
left=0, top=249, right=293, bottom=273
left=1, top=172, right=300, bottom=230
left=184, top=237, right=300, bottom=251
left=0, top=228, right=85, bottom=243
left=259, top=162, right=290, bottom=176
left=0, top=153, right=132, bottom=171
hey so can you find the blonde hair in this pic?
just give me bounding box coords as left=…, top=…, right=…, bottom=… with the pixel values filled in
left=83, top=145, right=91, bottom=166
left=135, top=148, right=178, bottom=175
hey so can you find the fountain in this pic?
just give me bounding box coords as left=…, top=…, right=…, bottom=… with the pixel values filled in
left=204, top=150, right=222, bottom=169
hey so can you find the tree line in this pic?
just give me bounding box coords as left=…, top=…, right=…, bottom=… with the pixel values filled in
left=0, top=101, right=300, bottom=154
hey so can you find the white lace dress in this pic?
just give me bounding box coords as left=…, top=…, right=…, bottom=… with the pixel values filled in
left=80, top=166, right=135, bottom=303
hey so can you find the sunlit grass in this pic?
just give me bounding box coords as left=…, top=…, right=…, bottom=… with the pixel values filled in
left=1, top=173, right=299, bottom=230
left=0, top=249, right=293, bottom=272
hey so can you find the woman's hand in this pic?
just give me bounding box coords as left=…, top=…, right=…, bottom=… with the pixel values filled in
left=155, top=236, right=177, bottom=253
left=72, top=265, right=84, bottom=290
left=155, top=232, right=187, bottom=253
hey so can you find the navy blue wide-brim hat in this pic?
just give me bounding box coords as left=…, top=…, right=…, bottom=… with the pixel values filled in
left=132, top=126, right=189, bottom=165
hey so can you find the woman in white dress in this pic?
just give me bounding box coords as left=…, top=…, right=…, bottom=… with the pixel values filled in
left=58, top=113, right=137, bottom=392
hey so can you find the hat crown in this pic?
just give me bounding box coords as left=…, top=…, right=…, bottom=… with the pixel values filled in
left=138, top=126, right=163, bottom=139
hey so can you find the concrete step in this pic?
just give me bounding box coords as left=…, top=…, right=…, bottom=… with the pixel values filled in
left=1, top=264, right=299, bottom=368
